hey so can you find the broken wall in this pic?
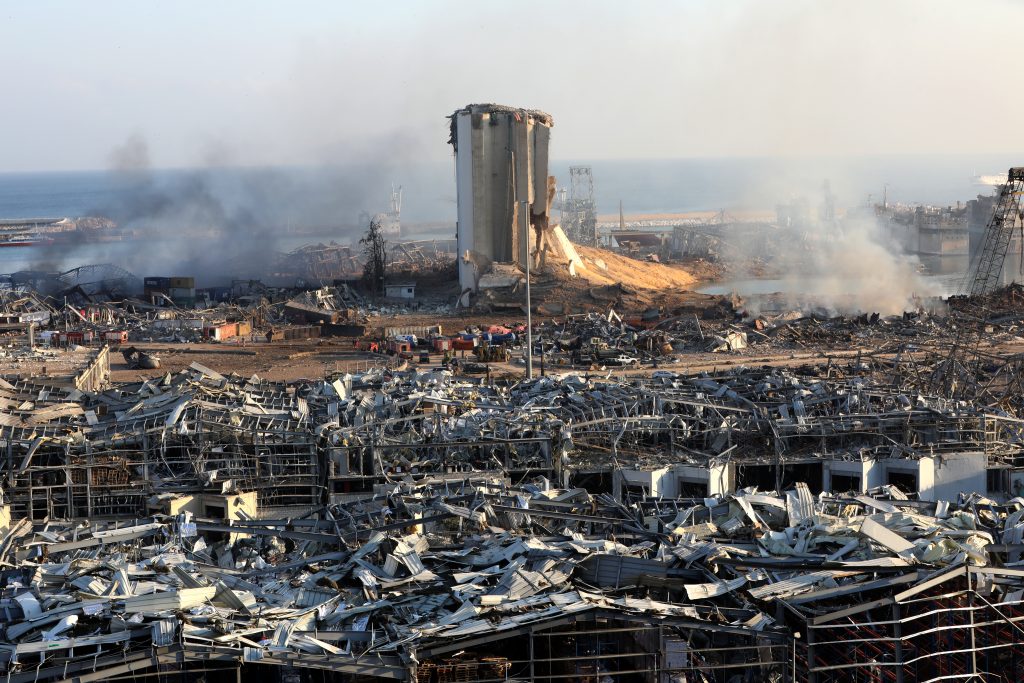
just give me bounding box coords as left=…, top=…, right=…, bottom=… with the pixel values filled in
left=919, top=451, right=988, bottom=502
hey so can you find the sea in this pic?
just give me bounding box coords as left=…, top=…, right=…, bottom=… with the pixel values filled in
left=0, top=154, right=1017, bottom=285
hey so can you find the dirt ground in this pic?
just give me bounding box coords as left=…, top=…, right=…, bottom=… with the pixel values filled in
left=109, top=248, right=731, bottom=383
left=110, top=336, right=924, bottom=385
left=109, top=339, right=382, bottom=383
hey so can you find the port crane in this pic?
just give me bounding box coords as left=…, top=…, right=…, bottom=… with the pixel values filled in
left=934, top=167, right=1024, bottom=398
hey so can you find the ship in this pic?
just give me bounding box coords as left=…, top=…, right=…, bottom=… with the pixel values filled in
left=0, top=236, right=49, bottom=248
left=0, top=217, right=121, bottom=247
left=0, top=218, right=63, bottom=247
left=972, top=172, right=1008, bottom=187
left=373, top=185, right=402, bottom=239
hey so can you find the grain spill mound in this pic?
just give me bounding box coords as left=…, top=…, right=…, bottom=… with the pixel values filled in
left=535, top=224, right=695, bottom=292
left=567, top=245, right=696, bottom=291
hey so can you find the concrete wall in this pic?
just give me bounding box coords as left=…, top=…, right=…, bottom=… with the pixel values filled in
left=821, top=460, right=887, bottom=493
left=455, top=112, right=476, bottom=293
left=919, top=452, right=987, bottom=503
left=708, top=463, right=735, bottom=496
left=614, top=468, right=661, bottom=500
left=864, top=459, right=886, bottom=491
left=73, top=346, right=110, bottom=392
left=614, top=463, right=735, bottom=500
left=384, top=285, right=415, bottom=299
left=207, top=323, right=238, bottom=341
left=615, top=455, right=989, bottom=503
left=881, top=459, right=920, bottom=493
left=166, top=491, right=258, bottom=521
left=167, top=491, right=259, bottom=545
left=823, top=460, right=868, bottom=493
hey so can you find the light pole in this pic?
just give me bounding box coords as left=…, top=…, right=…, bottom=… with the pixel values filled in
left=521, top=200, right=533, bottom=379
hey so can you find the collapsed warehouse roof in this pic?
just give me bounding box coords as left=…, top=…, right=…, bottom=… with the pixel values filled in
left=3, top=478, right=1024, bottom=682
left=2, top=359, right=1022, bottom=521
left=0, top=325, right=1019, bottom=681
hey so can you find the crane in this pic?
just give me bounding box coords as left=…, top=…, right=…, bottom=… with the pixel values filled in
left=934, top=167, right=1024, bottom=398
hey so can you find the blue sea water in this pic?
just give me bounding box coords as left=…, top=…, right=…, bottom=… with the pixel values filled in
left=0, top=171, right=134, bottom=221
left=0, top=154, right=1017, bottom=224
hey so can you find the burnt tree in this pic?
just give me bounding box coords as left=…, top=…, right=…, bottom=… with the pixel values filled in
left=360, top=218, right=388, bottom=297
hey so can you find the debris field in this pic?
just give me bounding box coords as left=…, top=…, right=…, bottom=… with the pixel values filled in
left=0, top=355, right=1022, bottom=682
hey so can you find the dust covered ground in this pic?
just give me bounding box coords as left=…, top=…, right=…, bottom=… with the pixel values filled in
left=109, top=247, right=733, bottom=382
left=109, top=339, right=379, bottom=383
left=101, top=246, right=1024, bottom=385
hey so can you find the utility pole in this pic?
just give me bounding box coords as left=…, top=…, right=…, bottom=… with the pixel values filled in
left=522, top=200, right=533, bottom=379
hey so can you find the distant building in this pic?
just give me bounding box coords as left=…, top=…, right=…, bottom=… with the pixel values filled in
left=372, top=186, right=402, bottom=240
left=144, top=276, right=196, bottom=307
left=915, top=205, right=968, bottom=257
left=384, top=282, right=416, bottom=299
left=966, top=189, right=1024, bottom=286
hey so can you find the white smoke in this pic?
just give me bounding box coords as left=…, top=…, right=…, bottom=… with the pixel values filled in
left=777, top=215, right=943, bottom=315
left=719, top=174, right=949, bottom=316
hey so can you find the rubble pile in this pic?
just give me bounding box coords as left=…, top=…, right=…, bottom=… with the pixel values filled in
left=0, top=289, right=54, bottom=326
left=0, top=262, right=459, bottom=351
left=283, top=285, right=363, bottom=325
left=387, top=240, right=455, bottom=272
left=277, top=242, right=360, bottom=283
left=3, top=478, right=1024, bottom=682
left=4, top=360, right=1020, bottom=521
left=532, top=308, right=956, bottom=363
left=515, top=366, right=1023, bottom=478
left=0, top=266, right=1020, bottom=679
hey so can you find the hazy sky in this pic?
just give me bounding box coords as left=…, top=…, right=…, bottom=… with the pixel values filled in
left=1, top=0, right=1020, bottom=172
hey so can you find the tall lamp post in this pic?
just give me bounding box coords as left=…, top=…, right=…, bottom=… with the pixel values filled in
left=521, top=200, right=533, bottom=379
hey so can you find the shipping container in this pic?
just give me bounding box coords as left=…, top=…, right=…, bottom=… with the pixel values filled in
left=322, top=323, right=366, bottom=337
left=386, top=339, right=412, bottom=354
left=266, top=326, right=321, bottom=342
left=205, top=322, right=238, bottom=341
left=52, top=331, right=95, bottom=346
left=383, top=325, right=442, bottom=338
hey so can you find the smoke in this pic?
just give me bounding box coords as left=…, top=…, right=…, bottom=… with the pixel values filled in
left=29, top=136, right=405, bottom=288
left=720, top=178, right=945, bottom=317
left=778, top=215, right=942, bottom=315
left=108, top=134, right=151, bottom=171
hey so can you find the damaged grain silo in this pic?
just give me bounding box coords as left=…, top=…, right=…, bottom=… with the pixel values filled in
left=448, top=104, right=554, bottom=299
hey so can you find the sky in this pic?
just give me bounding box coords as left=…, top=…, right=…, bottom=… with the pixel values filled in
left=1, top=0, right=1021, bottom=172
